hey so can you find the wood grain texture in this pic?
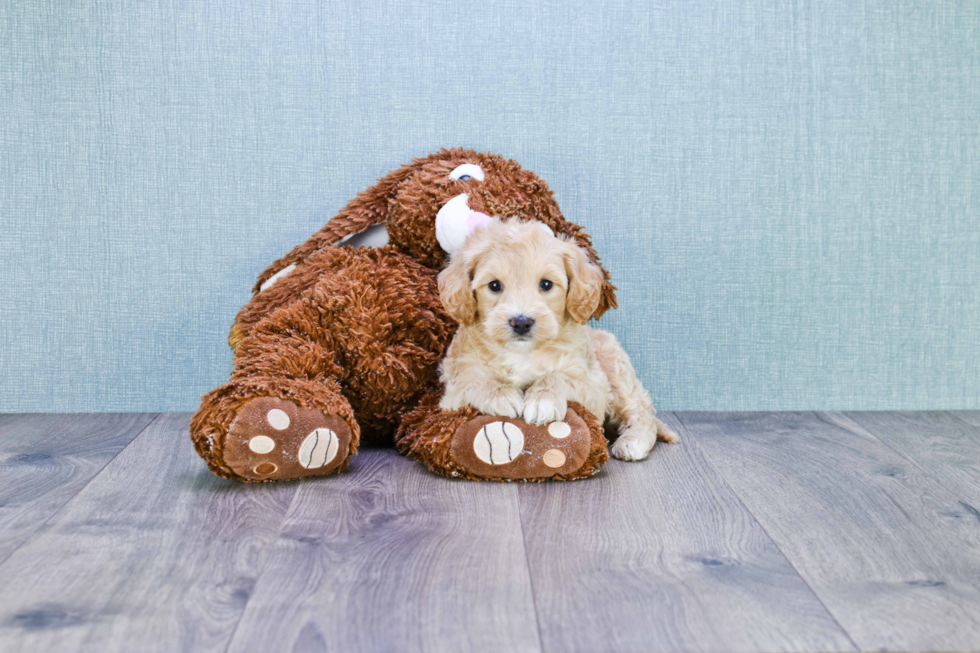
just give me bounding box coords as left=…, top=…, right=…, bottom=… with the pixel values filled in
left=681, top=411, right=980, bottom=652
left=518, top=413, right=854, bottom=653
left=226, top=449, right=541, bottom=653
left=845, top=411, right=980, bottom=510
left=950, top=411, right=980, bottom=428
left=0, top=413, right=297, bottom=653
left=0, top=413, right=156, bottom=565
left=5, top=411, right=980, bottom=652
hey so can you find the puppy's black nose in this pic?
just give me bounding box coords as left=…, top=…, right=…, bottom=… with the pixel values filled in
left=509, top=315, right=535, bottom=336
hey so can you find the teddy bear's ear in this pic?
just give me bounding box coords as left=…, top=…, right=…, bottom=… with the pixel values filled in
left=251, top=162, right=418, bottom=294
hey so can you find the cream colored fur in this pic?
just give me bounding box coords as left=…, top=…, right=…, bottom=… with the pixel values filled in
left=438, top=219, right=678, bottom=461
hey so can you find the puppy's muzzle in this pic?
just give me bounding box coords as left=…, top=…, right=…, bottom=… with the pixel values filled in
left=509, top=315, right=535, bottom=337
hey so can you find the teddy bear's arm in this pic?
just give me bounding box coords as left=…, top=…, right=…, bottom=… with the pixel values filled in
left=252, top=163, right=417, bottom=294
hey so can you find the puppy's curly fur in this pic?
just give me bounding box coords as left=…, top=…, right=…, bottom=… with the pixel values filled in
left=438, top=219, right=678, bottom=461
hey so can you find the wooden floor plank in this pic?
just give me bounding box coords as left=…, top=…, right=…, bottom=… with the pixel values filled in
left=0, top=413, right=297, bottom=653
left=517, top=413, right=854, bottom=653
left=845, top=411, right=980, bottom=511
left=227, top=448, right=541, bottom=653
left=950, top=411, right=980, bottom=429
left=680, top=411, right=980, bottom=652
left=0, top=413, right=156, bottom=565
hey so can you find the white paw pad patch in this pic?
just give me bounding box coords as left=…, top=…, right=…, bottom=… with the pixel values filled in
left=548, top=421, right=571, bottom=439
left=266, top=409, right=290, bottom=430
left=248, top=435, right=276, bottom=454
left=474, top=422, right=525, bottom=465
left=298, top=428, right=340, bottom=469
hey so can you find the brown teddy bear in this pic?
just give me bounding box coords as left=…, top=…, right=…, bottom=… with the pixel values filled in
left=190, top=149, right=616, bottom=482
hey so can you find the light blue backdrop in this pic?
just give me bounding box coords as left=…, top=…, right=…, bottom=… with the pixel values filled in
left=1, top=0, right=977, bottom=412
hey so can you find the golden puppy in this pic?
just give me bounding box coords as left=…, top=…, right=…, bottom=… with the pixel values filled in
left=438, top=219, right=678, bottom=461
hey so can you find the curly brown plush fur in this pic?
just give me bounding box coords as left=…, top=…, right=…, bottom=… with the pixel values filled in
left=191, top=149, right=615, bottom=482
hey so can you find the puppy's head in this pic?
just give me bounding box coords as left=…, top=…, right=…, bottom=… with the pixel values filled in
left=438, top=219, right=606, bottom=347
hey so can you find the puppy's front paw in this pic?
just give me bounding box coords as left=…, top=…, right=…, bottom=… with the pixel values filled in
left=522, top=391, right=567, bottom=426
left=478, top=387, right=525, bottom=419
left=610, top=429, right=656, bottom=461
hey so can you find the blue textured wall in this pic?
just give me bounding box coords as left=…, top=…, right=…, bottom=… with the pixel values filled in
left=1, top=0, right=977, bottom=412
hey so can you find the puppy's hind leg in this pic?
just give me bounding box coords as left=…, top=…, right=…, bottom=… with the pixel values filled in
left=590, top=330, right=678, bottom=462
left=611, top=400, right=679, bottom=461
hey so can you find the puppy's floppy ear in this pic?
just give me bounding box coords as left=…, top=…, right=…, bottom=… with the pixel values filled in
left=438, top=247, right=481, bottom=325
left=563, top=242, right=606, bottom=324
left=526, top=190, right=617, bottom=319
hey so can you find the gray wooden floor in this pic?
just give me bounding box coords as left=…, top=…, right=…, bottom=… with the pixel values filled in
left=2, top=412, right=980, bottom=652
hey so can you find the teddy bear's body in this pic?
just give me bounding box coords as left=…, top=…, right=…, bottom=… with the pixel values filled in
left=246, top=245, right=456, bottom=439
left=191, top=150, right=615, bottom=482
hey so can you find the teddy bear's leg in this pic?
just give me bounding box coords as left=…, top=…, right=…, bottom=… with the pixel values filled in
left=191, top=378, right=357, bottom=482
left=191, top=303, right=360, bottom=482
left=396, top=391, right=608, bottom=481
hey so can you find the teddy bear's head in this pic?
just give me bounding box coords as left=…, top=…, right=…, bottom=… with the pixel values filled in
left=318, top=149, right=618, bottom=319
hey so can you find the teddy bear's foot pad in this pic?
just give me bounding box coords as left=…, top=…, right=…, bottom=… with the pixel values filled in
left=224, top=397, right=352, bottom=481
left=450, top=408, right=592, bottom=480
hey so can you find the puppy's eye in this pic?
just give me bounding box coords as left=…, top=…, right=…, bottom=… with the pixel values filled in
left=458, top=175, right=472, bottom=181
left=539, top=279, right=554, bottom=291
left=488, top=280, right=503, bottom=293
